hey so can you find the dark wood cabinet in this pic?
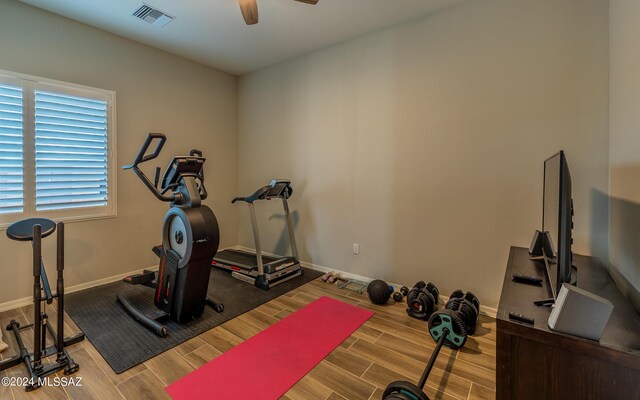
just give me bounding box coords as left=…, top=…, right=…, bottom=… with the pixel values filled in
left=496, top=247, right=640, bottom=400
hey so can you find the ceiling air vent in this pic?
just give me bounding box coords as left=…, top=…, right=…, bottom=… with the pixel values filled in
left=132, top=4, right=175, bottom=27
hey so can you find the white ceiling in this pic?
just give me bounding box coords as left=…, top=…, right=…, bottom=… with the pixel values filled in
left=18, top=0, right=468, bottom=76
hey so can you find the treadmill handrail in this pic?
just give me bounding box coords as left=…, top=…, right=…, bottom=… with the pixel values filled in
left=231, top=179, right=292, bottom=204
left=231, top=186, right=271, bottom=204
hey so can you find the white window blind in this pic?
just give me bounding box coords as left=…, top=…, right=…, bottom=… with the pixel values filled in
left=0, top=83, right=24, bottom=215
left=35, top=90, right=108, bottom=211
left=0, top=70, right=116, bottom=226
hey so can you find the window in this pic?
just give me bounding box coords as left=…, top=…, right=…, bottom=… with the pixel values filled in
left=0, top=70, right=116, bottom=227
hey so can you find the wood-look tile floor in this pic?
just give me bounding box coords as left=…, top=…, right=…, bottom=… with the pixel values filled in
left=0, top=277, right=496, bottom=400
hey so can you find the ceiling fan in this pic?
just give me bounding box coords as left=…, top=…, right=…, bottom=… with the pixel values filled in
left=239, top=0, right=319, bottom=25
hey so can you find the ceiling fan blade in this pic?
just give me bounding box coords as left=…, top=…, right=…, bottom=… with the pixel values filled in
left=293, top=0, right=319, bottom=4
left=239, top=0, right=259, bottom=25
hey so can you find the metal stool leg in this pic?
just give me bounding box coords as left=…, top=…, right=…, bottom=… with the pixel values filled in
left=32, top=224, right=43, bottom=372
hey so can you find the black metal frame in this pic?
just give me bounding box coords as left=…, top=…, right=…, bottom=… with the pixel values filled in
left=0, top=221, right=84, bottom=392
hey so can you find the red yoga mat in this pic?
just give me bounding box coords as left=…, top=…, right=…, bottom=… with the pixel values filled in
left=166, top=296, right=374, bottom=400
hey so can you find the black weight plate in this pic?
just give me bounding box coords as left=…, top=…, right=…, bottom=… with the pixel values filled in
left=383, top=381, right=429, bottom=400
left=426, top=282, right=439, bottom=302
left=428, top=309, right=468, bottom=349
left=444, top=297, right=460, bottom=312
left=464, top=291, right=481, bottom=313
left=383, top=393, right=414, bottom=400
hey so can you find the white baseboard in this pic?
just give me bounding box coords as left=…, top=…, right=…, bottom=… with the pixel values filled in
left=0, top=266, right=156, bottom=313
left=231, top=246, right=498, bottom=318
left=0, top=297, right=36, bottom=314
left=2, top=247, right=499, bottom=319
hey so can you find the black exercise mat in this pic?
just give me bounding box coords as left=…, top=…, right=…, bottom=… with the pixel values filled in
left=65, top=267, right=322, bottom=373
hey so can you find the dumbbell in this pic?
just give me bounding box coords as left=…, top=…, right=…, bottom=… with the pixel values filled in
left=406, top=281, right=439, bottom=320
left=442, top=290, right=480, bottom=335
left=382, top=290, right=480, bottom=400
left=427, top=290, right=479, bottom=349
left=392, top=286, right=409, bottom=303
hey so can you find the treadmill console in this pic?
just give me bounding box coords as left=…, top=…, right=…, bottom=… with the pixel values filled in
left=264, top=180, right=292, bottom=199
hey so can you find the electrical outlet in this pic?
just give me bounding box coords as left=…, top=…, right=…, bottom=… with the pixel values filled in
left=353, top=243, right=359, bottom=255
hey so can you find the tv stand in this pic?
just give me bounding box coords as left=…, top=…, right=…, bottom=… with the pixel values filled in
left=533, top=266, right=579, bottom=307
left=497, top=247, right=640, bottom=400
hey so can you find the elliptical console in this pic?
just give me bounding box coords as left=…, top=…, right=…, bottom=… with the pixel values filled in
left=117, top=133, right=223, bottom=337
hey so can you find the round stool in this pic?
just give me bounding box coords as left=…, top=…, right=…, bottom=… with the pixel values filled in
left=6, top=218, right=56, bottom=241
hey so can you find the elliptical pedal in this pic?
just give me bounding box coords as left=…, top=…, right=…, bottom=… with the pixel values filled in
left=122, top=270, right=156, bottom=286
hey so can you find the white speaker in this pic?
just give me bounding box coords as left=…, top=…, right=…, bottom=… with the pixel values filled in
left=548, top=283, right=614, bottom=341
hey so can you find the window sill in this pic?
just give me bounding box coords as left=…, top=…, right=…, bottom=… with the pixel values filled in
left=0, top=211, right=117, bottom=231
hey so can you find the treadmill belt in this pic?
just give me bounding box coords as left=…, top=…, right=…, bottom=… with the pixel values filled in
left=216, top=250, right=278, bottom=267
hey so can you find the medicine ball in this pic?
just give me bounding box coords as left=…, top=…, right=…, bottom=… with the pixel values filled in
left=368, top=279, right=392, bottom=305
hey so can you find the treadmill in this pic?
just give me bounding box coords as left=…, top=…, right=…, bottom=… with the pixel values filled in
left=212, top=179, right=303, bottom=290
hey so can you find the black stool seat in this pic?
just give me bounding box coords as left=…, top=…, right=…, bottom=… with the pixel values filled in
left=6, top=218, right=56, bottom=241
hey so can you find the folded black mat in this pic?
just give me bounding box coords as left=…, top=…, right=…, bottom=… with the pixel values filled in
left=65, top=267, right=322, bottom=373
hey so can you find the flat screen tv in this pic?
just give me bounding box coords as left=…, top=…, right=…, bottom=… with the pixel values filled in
left=542, top=150, right=574, bottom=300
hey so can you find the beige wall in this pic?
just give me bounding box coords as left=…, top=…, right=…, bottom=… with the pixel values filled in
left=0, top=0, right=616, bottom=311
left=238, top=0, right=610, bottom=308
left=608, top=0, right=640, bottom=311
left=0, top=0, right=238, bottom=304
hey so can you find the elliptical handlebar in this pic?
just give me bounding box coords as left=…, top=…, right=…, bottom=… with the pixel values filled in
left=122, top=133, right=176, bottom=203
left=125, top=133, right=167, bottom=167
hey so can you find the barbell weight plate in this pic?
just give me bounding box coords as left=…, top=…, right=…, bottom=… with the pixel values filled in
left=428, top=309, right=468, bottom=350
left=383, top=394, right=414, bottom=400
left=382, top=381, right=430, bottom=400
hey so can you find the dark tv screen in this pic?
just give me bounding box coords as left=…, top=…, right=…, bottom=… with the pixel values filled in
left=542, top=151, right=573, bottom=299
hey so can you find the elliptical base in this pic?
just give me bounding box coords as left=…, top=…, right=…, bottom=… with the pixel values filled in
left=116, top=293, right=168, bottom=337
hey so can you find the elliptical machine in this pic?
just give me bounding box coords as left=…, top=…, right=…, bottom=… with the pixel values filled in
left=117, top=133, right=223, bottom=337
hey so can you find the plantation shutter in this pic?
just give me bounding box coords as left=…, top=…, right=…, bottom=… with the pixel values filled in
left=0, top=83, right=24, bottom=214
left=34, top=89, right=109, bottom=211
